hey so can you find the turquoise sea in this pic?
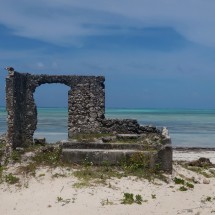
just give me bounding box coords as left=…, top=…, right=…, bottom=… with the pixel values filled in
left=0, top=107, right=215, bottom=147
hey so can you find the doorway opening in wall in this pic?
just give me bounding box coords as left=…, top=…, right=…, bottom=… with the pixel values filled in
left=33, top=83, right=70, bottom=143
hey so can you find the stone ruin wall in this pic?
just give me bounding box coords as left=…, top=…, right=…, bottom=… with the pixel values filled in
left=6, top=71, right=143, bottom=149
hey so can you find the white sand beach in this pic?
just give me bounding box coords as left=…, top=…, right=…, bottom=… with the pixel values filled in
left=1, top=151, right=215, bottom=215
left=174, top=150, right=215, bottom=163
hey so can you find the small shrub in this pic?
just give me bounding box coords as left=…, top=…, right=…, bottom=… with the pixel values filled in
left=57, top=196, right=63, bottom=202
left=17, top=162, right=37, bottom=176
left=0, top=166, right=4, bottom=183
left=121, top=193, right=135, bottom=204
left=121, top=193, right=143, bottom=205
left=179, top=186, right=188, bottom=191
left=33, top=146, right=62, bottom=166
left=186, top=182, right=194, bottom=188
left=127, top=153, right=150, bottom=170
left=151, top=194, right=156, bottom=199
left=173, top=177, right=185, bottom=185
left=201, top=196, right=214, bottom=203
left=119, top=152, right=167, bottom=182
left=11, top=151, right=22, bottom=163
left=174, top=177, right=194, bottom=189
left=205, top=196, right=212, bottom=202
left=73, top=181, right=90, bottom=188
left=73, top=166, right=123, bottom=187
left=5, top=173, right=20, bottom=184
left=182, top=165, right=213, bottom=178
left=56, top=196, right=71, bottom=206
left=135, top=194, right=143, bottom=205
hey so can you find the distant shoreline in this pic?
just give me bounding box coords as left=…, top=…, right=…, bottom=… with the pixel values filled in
left=1, top=108, right=215, bottom=148
left=1, top=106, right=215, bottom=110
left=173, top=147, right=215, bottom=151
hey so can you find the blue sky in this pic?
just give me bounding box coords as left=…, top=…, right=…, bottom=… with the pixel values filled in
left=0, top=0, right=215, bottom=108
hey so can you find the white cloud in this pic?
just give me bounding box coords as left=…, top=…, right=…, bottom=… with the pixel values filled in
left=0, top=0, right=215, bottom=47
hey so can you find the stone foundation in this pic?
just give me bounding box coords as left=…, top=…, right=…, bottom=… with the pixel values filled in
left=5, top=69, right=172, bottom=172
left=61, top=141, right=172, bottom=173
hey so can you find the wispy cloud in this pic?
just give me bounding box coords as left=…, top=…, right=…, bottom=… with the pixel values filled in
left=0, top=0, right=215, bottom=108
left=0, top=0, right=215, bottom=47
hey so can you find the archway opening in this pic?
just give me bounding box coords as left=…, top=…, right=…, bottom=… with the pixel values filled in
left=33, top=83, right=70, bottom=143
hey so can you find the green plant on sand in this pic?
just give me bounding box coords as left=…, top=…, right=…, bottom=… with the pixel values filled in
left=121, top=193, right=143, bottom=205
left=5, top=173, right=20, bottom=184
left=173, top=177, right=194, bottom=190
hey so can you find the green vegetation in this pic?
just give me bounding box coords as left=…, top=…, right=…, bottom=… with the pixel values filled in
left=179, top=186, right=188, bottom=191
left=57, top=196, right=63, bottom=202
left=0, top=139, right=7, bottom=162
left=123, top=152, right=151, bottom=170
left=16, top=146, right=62, bottom=176
left=72, top=133, right=113, bottom=142
left=173, top=177, right=194, bottom=191
left=135, top=194, right=143, bottom=204
left=201, top=196, right=215, bottom=203
left=205, top=196, right=212, bottom=202
left=56, top=196, right=71, bottom=206
left=0, top=166, right=4, bottom=184
left=0, top=144, right=63, bottom=186
left=0, top=140, right=166, bottom=188
left=151, top=194, right=156, bottom=199
left=73, top=164, right=123, bottom=188
left=186, top=182, right=194, bottom=188
left=173, top=177, right=185, bottom=185
left=72, top=152, right=167, bottom=188
left=121, top=193, right=143, bottom=205
left=71, top=133, right=164, bottom=150
left=32, top=146, right=62, bottom=166
left=5, top=173, right=20, bottom=184
left=121, top=153, right=167, bottom=182
left=11, top=150, right=22, bottom=163
left=181, top=163, right=215, bottom=178
left=52, top=173, right=66, bottom=178
left=17, top=162, right=37, bottom=176
left=121, top=193, right=135, bottom=204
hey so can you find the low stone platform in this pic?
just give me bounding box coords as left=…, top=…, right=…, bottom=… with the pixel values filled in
left=61, top=141, right=172, bottom=173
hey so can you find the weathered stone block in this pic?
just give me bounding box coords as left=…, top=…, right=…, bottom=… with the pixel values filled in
left=34, top=138, right=46, bottom=146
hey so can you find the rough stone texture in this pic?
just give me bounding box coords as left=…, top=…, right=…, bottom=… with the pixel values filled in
left=157, top=144, right=173, bottom=172
left=6, top=71, right=164, bottom=149
left=61, top=141, right=172, bottom=172
left=34, top=138, right=46, bottom=146
left=6, top=71, right=149, bottom=149
left=101, top=119, right=142, bottom=134
left=61, top=136, right=173, bottom=173
left=68, top=80, right=105, bottom=135
left=116, top=134, right=141, bottom=140
left=5, top=70, right=173, bottom=172
left=6, top=71, right=105, bottom=148
left=62, top=148, right=157, bottom=167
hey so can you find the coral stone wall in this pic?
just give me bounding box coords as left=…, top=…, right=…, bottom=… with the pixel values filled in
left=6, top=72, right=105, bottom=148
left=6, top=71, right=151, bottom=149
left=68, top=81, right=105, bottom=136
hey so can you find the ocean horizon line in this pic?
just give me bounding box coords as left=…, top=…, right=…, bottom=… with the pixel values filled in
left=1, top=107, right=215, bottom=147
left=1, top=106, right=215, bottom=111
